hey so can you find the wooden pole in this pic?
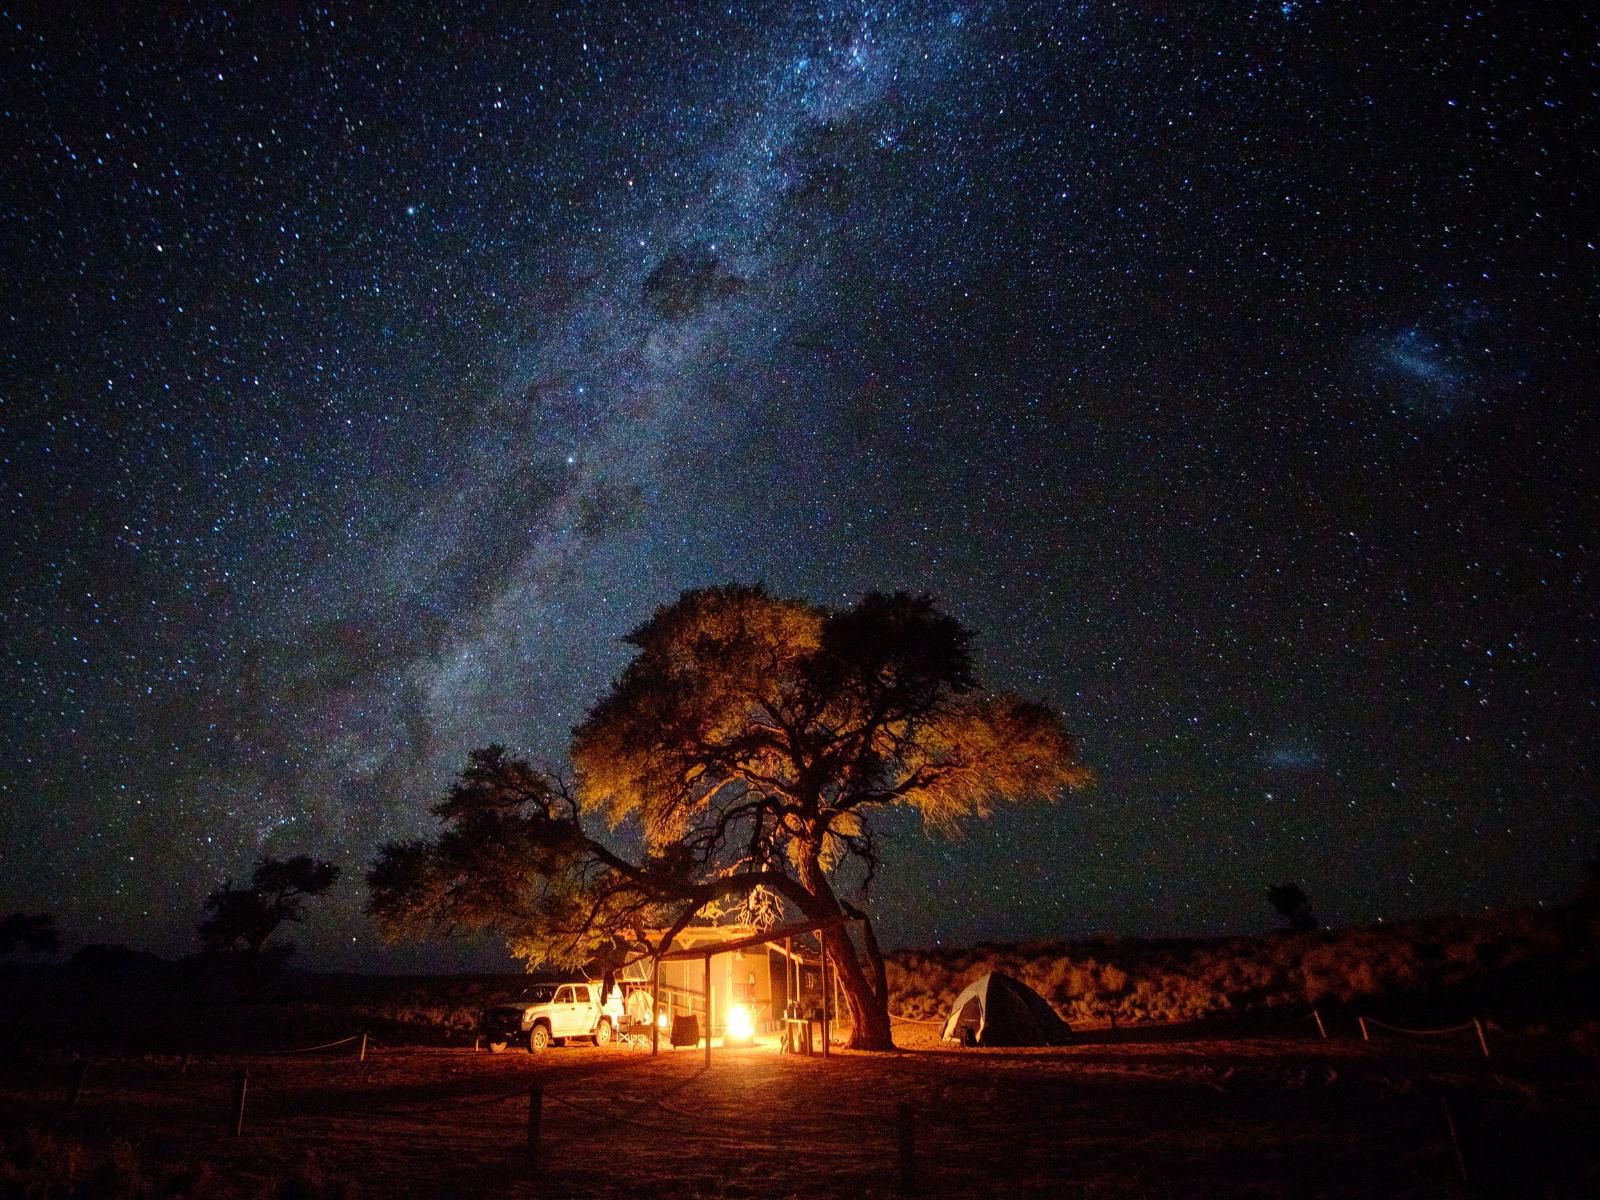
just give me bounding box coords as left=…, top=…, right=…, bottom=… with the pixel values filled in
left=231, top=1069, right=249, bottom=1137
left=359, top=1032, right=368, bottom=1063
left=896, top=1100, right=917, bottom=1194
left=785, top=936, right=794, bottom=1016
left=1313, top=1009, right=1328, bottom=1040
left=527, top=1083, right=544, bottom=1167
left=704, top=952, right=713, bottom=1068
left=820, top=929, right=830, bottom=1058
left=1473, top=1018, right=1490, bottom=1059
left=651, top=954, right=661, bottom=1056
left=1359, top=1016, right=1371, bottom=1042
left=67, top=1058, right=90, bottom=1109
left=1441, top=1096, right=1469, bottom=1184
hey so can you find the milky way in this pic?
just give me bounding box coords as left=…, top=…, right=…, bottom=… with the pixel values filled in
left=3, top=2, right=1596, bottom=968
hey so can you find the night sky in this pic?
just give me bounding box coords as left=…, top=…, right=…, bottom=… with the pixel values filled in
left=3, top=2, right=1596, bottom=970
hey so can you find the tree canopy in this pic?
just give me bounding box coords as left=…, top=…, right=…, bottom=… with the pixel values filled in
left=1266, top=882, right=1318, bottom=934
left=367, top=585, right=1090, bottom=1047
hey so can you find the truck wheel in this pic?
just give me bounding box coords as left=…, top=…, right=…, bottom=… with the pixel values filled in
left=528, top=1023, right=551, bottom=1052
left=594, top=1018, right=613, bottom=1046
left=487, top=1038, right=508, bottom=1055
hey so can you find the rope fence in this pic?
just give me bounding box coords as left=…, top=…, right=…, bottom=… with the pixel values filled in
left=364, top=1082, right=532, bottom=1118
left=146, top=1074, right=240, bottom=1098
left=890, top=1004, right=1501, bottom=1056
left=1358, top=1015, right=1492, bottom=1058
left=255, top=1033, right=365, bottom=1057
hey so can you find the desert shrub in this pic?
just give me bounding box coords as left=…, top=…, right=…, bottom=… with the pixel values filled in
left=887, top=902, right=1598, bottom=1029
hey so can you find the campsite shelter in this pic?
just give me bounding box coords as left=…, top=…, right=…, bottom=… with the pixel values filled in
left=619, top=924, right=819, bottom=1035
left=617, top=918, right=849, bottom=1063
left=941, top=971, right=1072, bottom=1046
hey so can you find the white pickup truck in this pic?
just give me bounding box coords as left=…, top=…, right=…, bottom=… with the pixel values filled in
left=481, top=981, right=625, bottom=1053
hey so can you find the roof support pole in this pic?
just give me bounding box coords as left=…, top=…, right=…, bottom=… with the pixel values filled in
left=704, top=951, right=713, bottom=1067
left=650, top=953, right=660, bottom=1056
left=819, top=929, right=830, bottom=1058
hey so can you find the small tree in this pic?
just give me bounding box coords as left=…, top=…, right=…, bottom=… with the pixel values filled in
left=368, top=586, right=1090, bottom=1049
left=199, top=855, right=339, bottom=964
left=1267, top=882, right=1317, bottom=934
left=0, top=912, right=60, bottom=956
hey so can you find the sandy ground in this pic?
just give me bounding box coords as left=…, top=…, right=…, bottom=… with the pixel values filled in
left=3, top=1022, right=1597, bottom=1198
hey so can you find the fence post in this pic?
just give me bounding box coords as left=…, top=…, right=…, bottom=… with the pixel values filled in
left=1358, top=1017, right=1370, bottom=1042
left=1313, top=1009, right=1328, bottom=1040
left=1441, top=1096, right=1469, bottom=1184
left=1473, top=1018, right=1490, bottom=1060
left=66, top=1058, right=90, bottom=1109
left=527, top=1083, right=544, bottom=1168
left=231, top=1069, right=249, bottom=1137
left=896, top=1100, right=917, bottom=1194
left=359, top=1032, right=369, bottom=1063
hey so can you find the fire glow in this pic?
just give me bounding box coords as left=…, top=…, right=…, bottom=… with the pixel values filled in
left=726, top=1003, right=754, bottom=1044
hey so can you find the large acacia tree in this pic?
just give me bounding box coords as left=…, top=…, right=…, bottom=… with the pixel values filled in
left=368, top=586, right=1088, bottom=1049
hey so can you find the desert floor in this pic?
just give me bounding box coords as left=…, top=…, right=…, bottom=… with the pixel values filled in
left=4, top=1019, right=1597, bottom=1198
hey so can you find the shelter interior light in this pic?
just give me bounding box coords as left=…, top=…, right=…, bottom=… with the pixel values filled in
left=657, top=1012, right=670, bottom=1029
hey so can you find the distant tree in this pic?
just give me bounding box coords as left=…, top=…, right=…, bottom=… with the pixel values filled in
left=368, top=585, right=1091, bottom=1050
left=199, top=855, right=339, bottom=964
left=1267, top=883, right=1317, bottom=933
left=0, top=912, right=60, bottom=956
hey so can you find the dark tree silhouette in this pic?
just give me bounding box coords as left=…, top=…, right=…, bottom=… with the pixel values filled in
left=199, top=855, right=339, bottom=963
left=1267, top=882, right=1318, bottom=933
left=0, top=912, right=60, bottom=956
left=367, top=585, right=1090, bottom=1050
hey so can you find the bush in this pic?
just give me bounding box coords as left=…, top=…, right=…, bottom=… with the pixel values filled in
left=886, top=904, right=1597, bottom=1030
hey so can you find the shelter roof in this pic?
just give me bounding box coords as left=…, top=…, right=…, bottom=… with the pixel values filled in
left=651, top=916, right=851, bottom=961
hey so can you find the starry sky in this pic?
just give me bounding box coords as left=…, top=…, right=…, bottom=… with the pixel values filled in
left=3, top=2, right=1596, bottom=970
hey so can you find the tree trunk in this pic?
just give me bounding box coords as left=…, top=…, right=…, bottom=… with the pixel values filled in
left=830, top=924, right=895, bottom=1049
left=797, top=857, right=894, bottom=1050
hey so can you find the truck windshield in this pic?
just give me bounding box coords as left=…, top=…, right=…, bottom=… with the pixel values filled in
left=524, top=985, right=556, bottom=1003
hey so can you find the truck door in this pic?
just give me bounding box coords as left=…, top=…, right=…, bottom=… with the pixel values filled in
left=552, top=985, right=579, bottom=1036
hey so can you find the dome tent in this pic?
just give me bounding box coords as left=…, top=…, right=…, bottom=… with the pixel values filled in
left=940, top=971, right=1073, bottom=1047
